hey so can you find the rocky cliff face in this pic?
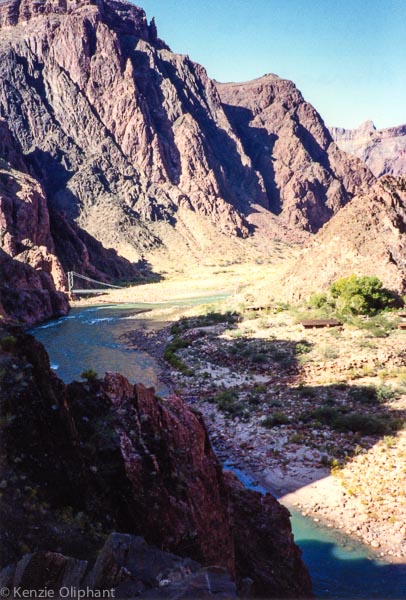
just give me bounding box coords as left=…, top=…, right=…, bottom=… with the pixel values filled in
left=0, top=118, right=69, bottom=324
left=281, top=175, right=406, bottom=300
left=217, top=76, right=374, bottom=233
left=0, top=248, right=69, bottom=324
left=0, top=115, right=139, bottom=320
left=0, top=0, right=374, bottom=264
left=0, top=324, right=313, bottom=598
left=330, top=120, right=406, bottom=178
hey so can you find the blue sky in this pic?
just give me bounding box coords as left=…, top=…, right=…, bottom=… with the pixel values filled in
left=138, top=0, right=405, bottom=129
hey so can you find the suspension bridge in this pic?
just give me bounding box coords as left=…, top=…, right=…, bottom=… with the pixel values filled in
left=67, top=271, right=124, bottom=295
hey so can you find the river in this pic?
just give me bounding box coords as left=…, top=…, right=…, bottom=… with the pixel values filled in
left=31, top=303, right=406, bottom=600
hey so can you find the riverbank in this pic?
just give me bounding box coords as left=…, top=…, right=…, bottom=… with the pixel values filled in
left=122, top=302, right=406, bottom=564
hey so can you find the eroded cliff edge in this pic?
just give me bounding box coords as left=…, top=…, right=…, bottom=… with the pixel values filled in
left=0, top=324, right=313, bottom=598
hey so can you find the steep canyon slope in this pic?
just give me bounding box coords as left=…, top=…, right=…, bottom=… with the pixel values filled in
left=0, top=115, right=139, bottom=323
left=0, top=118, right=69, bottom=323
left=0, top=0, right=374, bottom=269
left=281, top=175, right=406, bottom=300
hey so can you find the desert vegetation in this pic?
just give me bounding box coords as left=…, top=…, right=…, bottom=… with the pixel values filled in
left=148, top=284, right=406, bottom=560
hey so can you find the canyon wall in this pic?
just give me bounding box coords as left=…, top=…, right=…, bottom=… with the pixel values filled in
left=0, top=0, right=374, bottom=264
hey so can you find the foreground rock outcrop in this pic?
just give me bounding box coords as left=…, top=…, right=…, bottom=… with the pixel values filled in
left=0, top=0, right=374, bottom=263
left=1, top=533, right=237, bottom=599
left=0, top=324, right=313, bottom=598
left=281, top=175, right=406, bottom=299
left=330, top=120, right=406, bottom=178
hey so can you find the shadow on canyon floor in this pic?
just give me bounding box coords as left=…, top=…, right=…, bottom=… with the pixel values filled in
left=161, top=313, right=406, bottom=493
left=297, top=537, right=406, bottom=599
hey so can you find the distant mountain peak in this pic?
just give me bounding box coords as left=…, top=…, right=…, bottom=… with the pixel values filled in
left=330, top=120, right=406, bottom=177
left=359, top=119, right=376, bottom=132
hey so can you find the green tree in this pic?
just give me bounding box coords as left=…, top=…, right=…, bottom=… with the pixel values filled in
left=329, top=275, right=396, bottom=315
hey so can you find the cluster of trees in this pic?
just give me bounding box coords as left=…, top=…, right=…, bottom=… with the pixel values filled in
left=308, top=275, right=399, bottom=316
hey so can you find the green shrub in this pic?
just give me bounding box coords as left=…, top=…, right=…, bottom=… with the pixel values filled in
left=349, top=386, right=379, bottom=405
left=262, top=412, right=289, bottom=428
left=164, top=336, right=194, bottom=376
left=310, top=406, right=341, bottom=426
left=308, top=292, right=329, bottom=309
left=309, top=403, right=403, bottom=435
left=376, top=384, right=396, bottom=402
left=81, top=369, right=98, bottom=381
left=333, top=414, right=394, bottom=435
left=0, top=335, right=17, bottom=352
left=210, top=390, right=247, bottom=418
left=330, top=275, right=397, bottom=316
left=295, top=341, right=312, bottom=355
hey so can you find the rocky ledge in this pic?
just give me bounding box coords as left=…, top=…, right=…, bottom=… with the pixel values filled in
left=1, top=533, right=237, bottom=598
left=0, top=324, right=313, bottom=598
left=0, top=0, right=164, bottom=44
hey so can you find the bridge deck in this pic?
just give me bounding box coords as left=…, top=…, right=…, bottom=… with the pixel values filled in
left=71, top=289, right=108, bottom=295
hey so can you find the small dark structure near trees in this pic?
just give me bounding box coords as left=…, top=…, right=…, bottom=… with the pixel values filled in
left=301, top=319, right=342, bottom=329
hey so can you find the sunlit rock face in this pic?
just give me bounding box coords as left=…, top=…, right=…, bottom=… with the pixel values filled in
left=0, top=0, right=374, bottom=261
left=282, top=175, right=406, bottom=300
left=330, top=121, right=406, bottom=178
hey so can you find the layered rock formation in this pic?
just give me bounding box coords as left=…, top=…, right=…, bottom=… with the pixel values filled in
left=330, top=120, right=406, bottom=178
left=0, top=324, right=313, bottom=598
left=281, top=175, right=406, bottom=300
left=0, top=248, right=68, bottom=324
left=0, top=0, right=374, bottom=265
left=0, top=117, right=68, bottom=323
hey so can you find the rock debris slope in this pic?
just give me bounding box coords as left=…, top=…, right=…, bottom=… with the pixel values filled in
left=330, top=120, right=406, bottom=178
left=0, top=324, right=313, bottom=598
left=281, top=175, right=406, bottom=299
left=0, top=0, right=374, bottom=263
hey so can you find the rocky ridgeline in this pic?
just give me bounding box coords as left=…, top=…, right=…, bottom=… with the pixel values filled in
left=330, top=120, right=406, bottom=178
left=0, top=0, right=374, bottom=268
left=0, top=324, right=313, bottom=598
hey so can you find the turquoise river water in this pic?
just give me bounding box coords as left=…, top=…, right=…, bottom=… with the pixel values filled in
left=31, top=302, right=406, bottom=600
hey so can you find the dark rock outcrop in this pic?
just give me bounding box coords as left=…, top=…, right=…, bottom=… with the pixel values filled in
left=1, top=533, right=237, bottom=599
left=0, top=325, right=313, bottom=598
left=281, top=175, right=406, bottom=299
left=0, top=116, right=69, bottom=318
left=0, top=0, right=374, bottom=260
left=0, top=116, right=139, bottom=315
left=330, top=121, right=406, bottom=178
left=0, top=248, right=69, bottom=324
